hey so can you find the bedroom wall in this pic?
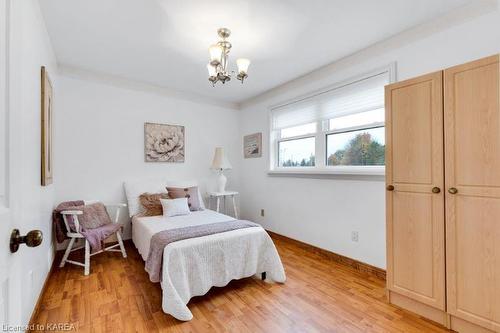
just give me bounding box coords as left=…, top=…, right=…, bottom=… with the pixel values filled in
left=54, top=74, right=241, bottom=240
left=6, top=0, right=58, bottom=325
left=238, top=4, right=500, bottom=269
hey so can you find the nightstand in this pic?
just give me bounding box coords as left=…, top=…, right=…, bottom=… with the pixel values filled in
left=207, top=191, right=239, bottom=219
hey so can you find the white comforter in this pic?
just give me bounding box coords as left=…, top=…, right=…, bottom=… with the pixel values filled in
left=132, top=210, right=286, bottom=321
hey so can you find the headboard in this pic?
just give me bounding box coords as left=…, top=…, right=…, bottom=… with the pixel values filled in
left=123, top=179, right=205, bottom=217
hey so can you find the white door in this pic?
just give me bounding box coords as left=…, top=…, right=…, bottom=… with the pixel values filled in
left=0, top=0, right=13, bottom=325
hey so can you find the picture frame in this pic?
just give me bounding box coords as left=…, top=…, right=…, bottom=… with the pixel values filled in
left=41, top=66, right=53, bottom=186
left=243, top=132, right=262, bottom=158
left=144, top=122, right=185, bottom=162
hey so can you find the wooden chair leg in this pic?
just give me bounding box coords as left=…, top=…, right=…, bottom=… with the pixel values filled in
left=59, top=237, right=75, bottom=268
left=116, top=231, right=127, bottom=258
left=84, top=240, right=90, bottom=276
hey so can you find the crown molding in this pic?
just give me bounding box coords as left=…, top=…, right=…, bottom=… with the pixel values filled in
left=238, top=0, right=499, bottom=109
left=58, top=64, right=240, bottom=110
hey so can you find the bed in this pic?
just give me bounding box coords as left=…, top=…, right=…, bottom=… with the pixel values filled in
left=124, top=179, right=286, bottom=321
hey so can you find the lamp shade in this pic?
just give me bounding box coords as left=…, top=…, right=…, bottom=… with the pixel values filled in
left=209, top=44, right=223, bottom=65
left=211, top=147, right=232, bottom=170
left=207, top=63, right=217, bottom=77
left=236, top=58, right=250, bottom=74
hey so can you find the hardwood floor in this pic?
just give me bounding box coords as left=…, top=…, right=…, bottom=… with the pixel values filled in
left=30, top=236, right=452, bottom=333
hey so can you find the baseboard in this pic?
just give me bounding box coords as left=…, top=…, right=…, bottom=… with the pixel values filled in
left=266, top=230, right=386, bottom=280
left=27, top=248, right=61, bottom=332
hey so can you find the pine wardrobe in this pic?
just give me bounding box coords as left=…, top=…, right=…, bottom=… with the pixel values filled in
left=385, top=54, right=500, bottom=333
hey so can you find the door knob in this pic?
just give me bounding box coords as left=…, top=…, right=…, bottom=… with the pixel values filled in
left=386, top=185, right=395, bottom=191
left=10, top=229, right=43, bottom=253
left=448, top=187, right=458, bottom=194
left=432, top=187, right=441, bottom=194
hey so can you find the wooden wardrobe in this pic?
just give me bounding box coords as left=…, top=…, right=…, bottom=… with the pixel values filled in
left=385, top=54, right=500, bottom=333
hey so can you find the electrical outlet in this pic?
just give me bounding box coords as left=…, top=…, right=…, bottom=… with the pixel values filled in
left=260, top=209, right=265, bottom=217
left=351, top=231, right=359, bottom=242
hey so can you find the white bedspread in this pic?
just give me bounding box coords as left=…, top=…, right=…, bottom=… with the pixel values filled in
left=132, top=210, right=286, bottom=321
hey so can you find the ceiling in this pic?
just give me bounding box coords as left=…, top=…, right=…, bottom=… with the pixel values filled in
left=40, top=0, right=476, bottom=105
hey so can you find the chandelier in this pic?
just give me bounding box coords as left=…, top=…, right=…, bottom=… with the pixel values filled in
left=207, top=28, right=250, bottom=86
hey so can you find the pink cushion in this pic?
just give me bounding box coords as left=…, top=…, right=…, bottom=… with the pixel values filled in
left=73, top=202, right=112, bottom=230
left=166, top=186, right=202, bottom=211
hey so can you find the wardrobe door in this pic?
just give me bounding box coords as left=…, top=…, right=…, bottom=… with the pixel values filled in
left=445, top=54, right=500, bottom=331
left=386, top=71, right=446, bottom=310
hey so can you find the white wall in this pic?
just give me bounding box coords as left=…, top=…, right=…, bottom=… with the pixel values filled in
left=238, top=6, right=500, bottom=269
left=54, top=75, right=241, bottom=239
left=7, top=0, right=58, bottom=325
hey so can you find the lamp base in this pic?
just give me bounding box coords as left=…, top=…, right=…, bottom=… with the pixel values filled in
left=216, top=172, right=227, bottom=193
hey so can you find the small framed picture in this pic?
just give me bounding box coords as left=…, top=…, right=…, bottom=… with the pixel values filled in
left=243, top=132, right=262, bottom=158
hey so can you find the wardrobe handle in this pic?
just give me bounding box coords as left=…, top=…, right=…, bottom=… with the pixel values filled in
left=448, top=187, right=458, bottom=194
left=386, top=185, right=395, bottom=191
left=432, top=187, right=441, bottom=194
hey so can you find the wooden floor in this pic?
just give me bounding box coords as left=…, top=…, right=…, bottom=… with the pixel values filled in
left=30, top=236, right=452, bottom=333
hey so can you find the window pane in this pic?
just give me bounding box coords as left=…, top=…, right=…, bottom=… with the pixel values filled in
left=327, top=127, right=385, bottom=166
left=279, top=137, right=315, bottom=167
left=329, top=108, right=384, bottom=131
left=280, top=122, right=316, bottom=139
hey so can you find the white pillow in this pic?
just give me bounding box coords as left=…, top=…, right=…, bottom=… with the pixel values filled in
left=160, top=198, right=191, bottom=217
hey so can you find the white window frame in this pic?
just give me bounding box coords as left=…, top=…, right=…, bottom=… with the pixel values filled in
left=269, top=64, right=396, bottom=177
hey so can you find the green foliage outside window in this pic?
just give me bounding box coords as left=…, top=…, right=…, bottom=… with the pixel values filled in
left=327, top=132, right=385, bottom=166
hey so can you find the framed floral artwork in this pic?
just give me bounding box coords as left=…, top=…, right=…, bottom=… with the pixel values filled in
left=144, top=122, right=185, bottom=162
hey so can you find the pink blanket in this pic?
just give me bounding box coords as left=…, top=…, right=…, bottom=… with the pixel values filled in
left=53, top=201, right=121, bottom=253
left=52, top=200, right=84, bottom=243
left=80, top=222, right=122, bottom=253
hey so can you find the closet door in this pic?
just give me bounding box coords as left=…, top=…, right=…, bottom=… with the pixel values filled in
left=385, top=71, right=445, bottom=310
left=445, top=55, right=500, bottom=331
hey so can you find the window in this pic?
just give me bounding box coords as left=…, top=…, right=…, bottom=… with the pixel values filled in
left=276, top=122, right=316, bottom=168
left=279, top=136, right=315, bottom=167
left=326, top=109, right=385, bottom=166
left=327, top=126, right=385, bottom=166
left=270, top=67, right=393, bottom=174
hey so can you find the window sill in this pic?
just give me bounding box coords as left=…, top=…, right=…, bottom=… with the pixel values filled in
left=267, top=166, right=385, bottom=179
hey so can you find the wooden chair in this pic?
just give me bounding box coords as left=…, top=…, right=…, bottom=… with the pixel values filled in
left=59, top=202, right=127, bottom=275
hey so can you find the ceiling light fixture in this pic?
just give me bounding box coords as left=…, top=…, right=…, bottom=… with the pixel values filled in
left=207, top=28, right=250, bottom=86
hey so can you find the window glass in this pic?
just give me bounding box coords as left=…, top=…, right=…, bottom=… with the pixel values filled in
left=326, top=127, right=385, bottom=166
left=329, top=108, right=384, bottom=131
left=280, top=122, right=316, bottom=139
left=278, top=137, right=315, bottom=167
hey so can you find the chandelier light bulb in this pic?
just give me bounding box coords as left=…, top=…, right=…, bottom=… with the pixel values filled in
left=236, top=58, right=250, bottom=74
left=209, top=44, right=223, bottom=66
left=207, top=63, right=217, bottom=77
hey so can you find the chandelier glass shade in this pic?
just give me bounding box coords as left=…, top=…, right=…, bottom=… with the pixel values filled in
left=207, top=28, right=250, bottom=86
